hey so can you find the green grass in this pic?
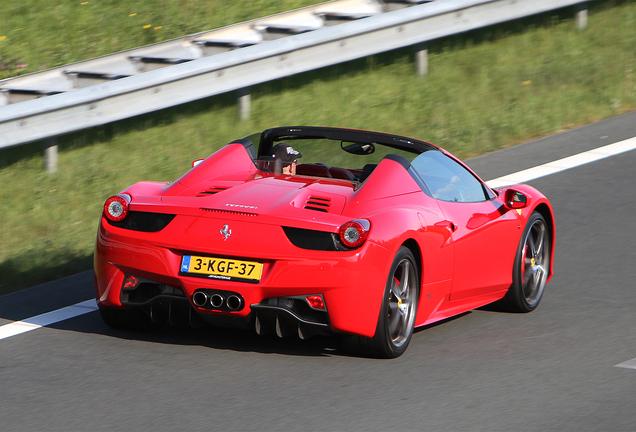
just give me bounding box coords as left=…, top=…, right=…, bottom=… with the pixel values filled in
left=1, top=1, right=636, bottom=294
left=0, top=0, right=319, bottom=80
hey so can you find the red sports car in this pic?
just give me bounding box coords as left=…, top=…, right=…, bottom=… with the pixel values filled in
left=95, top=126, right=554, bottom=358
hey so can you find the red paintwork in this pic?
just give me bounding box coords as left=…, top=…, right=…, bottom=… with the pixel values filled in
left=94, top=130, right=555, bottom=339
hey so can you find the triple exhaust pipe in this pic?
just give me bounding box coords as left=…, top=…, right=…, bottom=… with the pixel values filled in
left=192, top=290, right=244, bottom=311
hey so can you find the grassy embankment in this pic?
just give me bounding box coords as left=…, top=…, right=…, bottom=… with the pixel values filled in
left=1, top=1, right=635, bottom=294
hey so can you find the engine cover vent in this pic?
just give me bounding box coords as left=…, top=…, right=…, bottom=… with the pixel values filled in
left=304, top=196, right=331, bottom=212
left=196, top=186, right=229, bottom=197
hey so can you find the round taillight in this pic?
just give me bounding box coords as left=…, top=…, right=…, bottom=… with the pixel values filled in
left=339, top=219, right=370, bottom=248
left=104, top=194, right=130, bottom=222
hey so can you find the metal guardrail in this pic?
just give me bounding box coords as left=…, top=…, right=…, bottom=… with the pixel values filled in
left=0, top=0, right=587, bottom=165
left=0, top=0, right=389, bottom=108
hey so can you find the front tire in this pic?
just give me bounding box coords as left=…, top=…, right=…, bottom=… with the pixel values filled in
left=502, top=211, right=551, bottom=312
left=347, top=247, right=419, bottom=358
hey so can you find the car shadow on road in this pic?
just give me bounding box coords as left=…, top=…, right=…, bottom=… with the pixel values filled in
left=47, top=308, right=476, bottom=359
left=413, top=311, right=472, bottom=334
left=48, top=310, right=362, bottom=359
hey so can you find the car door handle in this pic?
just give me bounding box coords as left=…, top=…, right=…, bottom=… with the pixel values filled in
left=435, top=220, right=458, bottom=232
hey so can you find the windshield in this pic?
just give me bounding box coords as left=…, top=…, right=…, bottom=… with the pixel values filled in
left=243, top=127, right=437, bottom=182
left=270, top=137, right=418, bottom=167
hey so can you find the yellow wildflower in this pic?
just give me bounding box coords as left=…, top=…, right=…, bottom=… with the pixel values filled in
left=143, top=25, right=152, bottom=29
left=0, top=36, right=6, bottom=41
left=129, top=13, right=137, bottom=17
left=522, top=80, right=532, bottom=85
left=81, top=1, right=89, bottom=4
left=154, top=26, right=162, bottom=30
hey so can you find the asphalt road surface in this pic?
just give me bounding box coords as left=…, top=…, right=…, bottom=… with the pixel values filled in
left=1, top=112, right=635, bottom=431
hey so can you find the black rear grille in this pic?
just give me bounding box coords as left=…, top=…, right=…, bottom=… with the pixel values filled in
left=200, top=208, right=258, bottom=217
left=121, top=280, right=185, bottom=305
left=304, top=196, right=331, bottom=212
left=106, top=211, right=176, bottom=232
left=283, top=226, right=352, bottom=251
left=283, top=226, right=360, bottom=251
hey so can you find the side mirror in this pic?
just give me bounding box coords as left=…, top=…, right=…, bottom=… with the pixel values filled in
left=504, top=189, right=529, bottom=209
left=192, top=158, right=204, bottom=168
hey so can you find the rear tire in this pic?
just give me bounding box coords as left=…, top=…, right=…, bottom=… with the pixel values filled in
left=99, top=307, right=161, bottom=331
left=502, top=211, right=551, bottom=312
left=347, top=247, right=419, bottom=358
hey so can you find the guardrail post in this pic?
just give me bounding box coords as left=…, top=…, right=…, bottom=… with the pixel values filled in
left=237, top=87, right=251, bottom=120
left=575, top=2, right=588, bottom=30
left=44, top=138, right=58, bottom=174
left=415, top=43, right=428, bottom=76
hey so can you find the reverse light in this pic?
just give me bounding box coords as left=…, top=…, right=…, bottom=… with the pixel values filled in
left=305, top=295, right=325, bottom=310
left=338, top=219, right=371, bottom=248
left=104, top=194, right=131, bottom=222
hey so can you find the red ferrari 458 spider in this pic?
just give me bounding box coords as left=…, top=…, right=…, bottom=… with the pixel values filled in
left=95, top=126, right=554, bottom=358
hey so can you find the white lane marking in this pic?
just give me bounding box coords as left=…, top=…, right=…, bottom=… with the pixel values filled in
left=2, top=137, right=636, bottom=342
left=486, top=137, right=636, bottom=188
left=0, top=299, right=98, bottom=341
left=615, top=358, right=636, bottom=370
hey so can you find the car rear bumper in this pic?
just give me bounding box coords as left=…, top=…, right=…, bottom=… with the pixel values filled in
left=94, top=218, right=392, bottom=337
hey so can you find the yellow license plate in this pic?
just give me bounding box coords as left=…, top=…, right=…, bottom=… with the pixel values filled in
left=180, top=255, right=263, bottom=283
